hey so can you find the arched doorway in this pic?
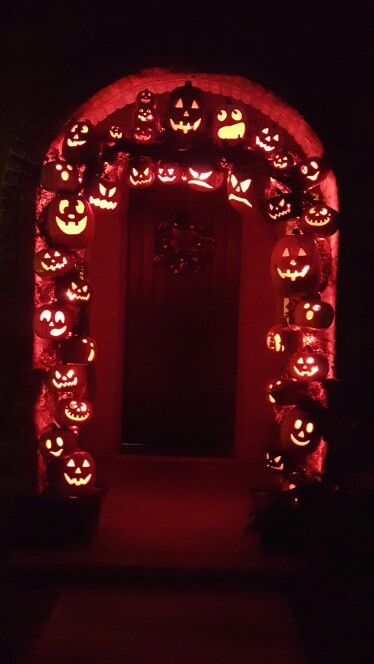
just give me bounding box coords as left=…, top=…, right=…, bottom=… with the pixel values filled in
left=33, top=68, right=339, bottom=483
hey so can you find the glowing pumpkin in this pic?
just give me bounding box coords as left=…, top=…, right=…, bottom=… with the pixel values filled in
left=227, top=156, right=268, bottom=214
left=157, top=161, right=181, bottom=185
left=212, top=99, right=247, bottom=147
left=38, top=426, right=77, bottom=461
left=266, top=325, right=302, bottom=353
left=253, top=126, right=282, bottom=154
left=46, top=195, right=94, bottom=249
left=40, top=161, right=81, bottom=193
left=293, top=298, right=335, bottom=329
left=270, top=233, right=322, bottom=296
left=89, top=179, right=119, bottom=211
left=164, top=81, right=205, bottom=145
left=128, top=157, right=156, bottom=188
left=296, top=156, right=327, bottom=190
left=287, top=350, right=329, bottom=381
left=131, top=125, right=155, bottom=143
left=299, top=204, right=338, bottom=236
left=62, top=120, right=96, bottom=164
left=34, top=249, right=75, bottom=278
left=265, top=444, right=285, bottom=472
left=269, top=152, right=295, bottom=172
left=58, top=275, right=91, bottom=305
left=136, top=88, right=156, bottom=108
left=280, top=408, right=321, bottom=452
left=61, top=336, right=97, bottom=364
left=58, top=451, right=96, bottom=496
left=48, top=363, right=86, bottom=396
left=33, top=304, right=74, bottom=340
left=107, top=125, right=123, bottom=144
left=186, top=163, right=224, bottom=192
left=56, top=397, right=93, bottom=428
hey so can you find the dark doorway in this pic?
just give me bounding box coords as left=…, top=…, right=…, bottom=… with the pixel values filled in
left=122, top=183, right=241, bottom=456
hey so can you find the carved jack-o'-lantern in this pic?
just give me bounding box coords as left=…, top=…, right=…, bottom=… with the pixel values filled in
left=293, top=298, right=335, bottom=329
left=58, top=451, right=96, bottom=496
left=136, top=106, right=156, bottom=124
left=254, top=126, right=281, bottom=154
left=48, top=363, right=86, bottom=396
left=89, top=179, right=119, bottom=211
left=38, top=426, right=77, bottom=462
left=280, top=408, right=321, bottom=452
left=186, top=164, right=224, bottom=192
left=296, top=157, right=326, bottom=189
left=269, top=152, right=295, bottom=172
left=157, top=161, right=181, bottom=185
left=107, top=125, right=123, bottom=143
left=136, top=88, right=156, bottom=108
left=58, top=276, right=91, bottom=304
left=270, top=233, right=322, bottom=296
left=265, top=444, right=285, bottom=472
left=56, top=397, right=93, bottom=427
left=266, top=194, right=295, bottom=223
left=131, top=125, right=155, bottom=143
left=266, top=325, right=302, bottom=353
left=33, top=304, right=74, bottom=340
left=62, top=120, right=95, bottom=163
left=62, top=336, right=97, bottom=364
left=212, top=99, right=247, bottom=147
left=165, top=82, right=205, bottom=143
left=40, top=161, right=81, bottom=193
left=129, top=157, right=156, bottom=188
left=299, top=204, right=338, bottom=236
left=266, top=378, right=309, bottom=406
left=34, top=249, right=75, bottom=278
left=46, top=195, right=94, bottom=249
left=288, top=350, right=329, bottom=381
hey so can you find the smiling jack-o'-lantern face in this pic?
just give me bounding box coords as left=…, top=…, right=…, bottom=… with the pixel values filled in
left=157, top=161, right=181, bottom=185
left=266, top=325, right=302, bottom=353
left=265, top=445, right=285, bottom=472
left=186, top=164, right=224, bottom=192
left=48, top=363, right=86, bottom=395
left=254, top=126, right=281, bottom=154
left=297, top=157, right=326, bottom=189
left=269, top=152, right=294, bottom=172
left=136, top=106, right=155, bottom=124
left=33, top=305, right=74, bottom=340
left=34, top=249, right=75, bottom=278
left=293, top=298, right=335, bottom=329
left=266, top=378, right=309, bottom=406
left=56, top=397, right=93, bottom=427
left=89, top=179, right=119, bottom=211
left=107, top=125, right=123, bottom=143
left=131, top=126, right=155, bottom=143
left=165, top=82, right=205, bottom=141
left=270, top=234, right=322, bottom=296
left=58, top=451, right=96, bottom=496
left=212, top=99, right=247, bottom=147
left=46, top=195, right=94, bottom=249
left=280, top=408, right=320, bottom=452
left=129, top=157, right=156, bottom=188
left=136, top=88, right=156, bottom=108
left=40, top=161, right=81, bottom=193
left=267, top=194, right=295, bottom=222
left=38, top=426, right=77, bottom=461
left=299, top=204, right=337, bottom=236
left=62, top=336, right=97, bottom=364
left=58, top=276, right=91, bottom=304
left=62, top=121, right=95, bottom=163
left=288, top=350, right=329, bottom=381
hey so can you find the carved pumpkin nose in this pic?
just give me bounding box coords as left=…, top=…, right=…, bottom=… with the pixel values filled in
left=290, top=259, right=296, bottom=266
left=68, top=213, right=75, bottom=219
left=298, top=430, right=305, bottom=438
left=75, top=467, right=82, bottom=474
left=183, top=111, right=189, bottom=117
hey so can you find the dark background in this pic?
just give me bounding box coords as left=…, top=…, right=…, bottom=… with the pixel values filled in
left=0, top=1, right=372, bottom=383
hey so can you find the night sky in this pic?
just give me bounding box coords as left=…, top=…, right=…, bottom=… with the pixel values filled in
left=0, top=2, right=372, bottom=381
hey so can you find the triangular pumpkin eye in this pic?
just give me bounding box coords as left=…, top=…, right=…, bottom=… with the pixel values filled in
left=298, top=248, right=307, bottom=256
left=132, top=168, right=138, bottom=177
left=191, top=100, right=199, bottom=109
left=279, top=198, right=285, bottom=206
left=240, top=178, right=251, bottom=193
left=189, top=168, right=199, bottom=179
left=274, top=456, right=281, bottom=463
left=230, top=174, right=238, bottom=188
left=99, top=183, right=107, bottom=196
left=175, top=98, right=183, bottom=108
left=67, top=458, right=75, bottom=467
left=82, top=459, right=90, bottom=467
left=200, top=171, right=213, bottom=180
left=282, top=248, right=290, bottom=257
left=108, top=187, right=116, bottom=198
left=144, top=168, right=149, bottom=176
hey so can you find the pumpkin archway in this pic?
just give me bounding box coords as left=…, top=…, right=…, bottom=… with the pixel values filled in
left=33, top=68, right=338, bottom=495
